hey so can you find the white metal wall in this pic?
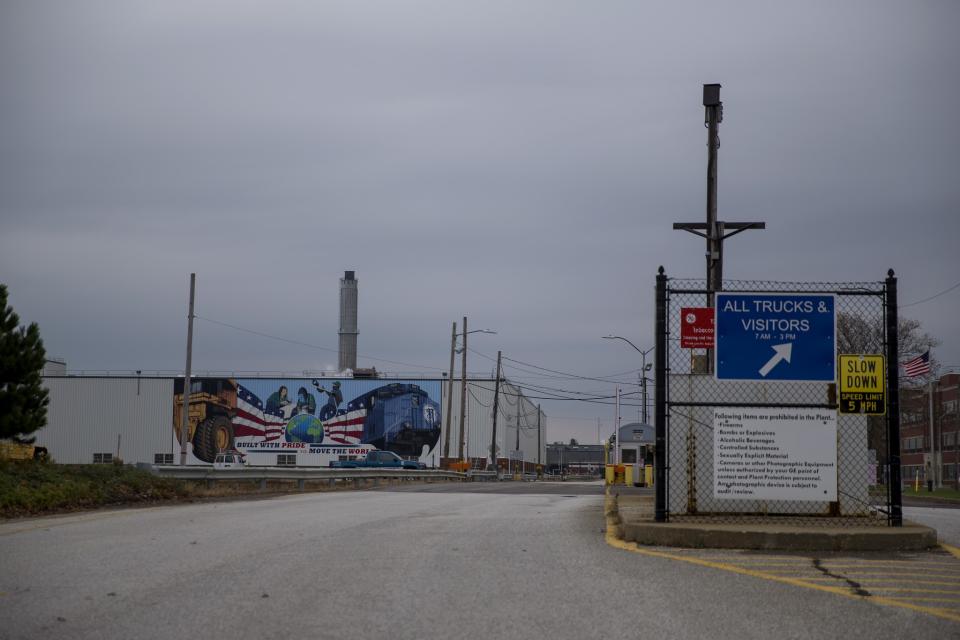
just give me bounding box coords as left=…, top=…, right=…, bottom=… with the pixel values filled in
left=37, top=375, right=545, bottom=468
left=39, top=377, right=174, bottom=464
left=439, top=377, right=547, bottom=466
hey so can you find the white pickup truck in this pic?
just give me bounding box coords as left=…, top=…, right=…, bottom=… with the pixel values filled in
left=213, top=451, right=247, bottom=469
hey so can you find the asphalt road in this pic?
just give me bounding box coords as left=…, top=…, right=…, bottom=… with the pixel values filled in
left=1, top=481, right=958, bottom=639
left=904, top=506, right=960, bottom=546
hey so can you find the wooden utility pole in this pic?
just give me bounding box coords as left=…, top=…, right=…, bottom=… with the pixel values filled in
left=515, top=392, right=521, bottom=474
left=179, top=273, right=196, bottom=466
left=458, top=316, right=468, bottom=465
left=537, top=404, right=542, bottom=466
left=443, top=321, right=457, bottom=459
left=673, top=84, right=765, bottom=372
left=489, top=350, right=502, bottom=471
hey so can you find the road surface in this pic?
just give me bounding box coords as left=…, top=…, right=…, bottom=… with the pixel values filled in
left=1, top=481, right=958, bottom=638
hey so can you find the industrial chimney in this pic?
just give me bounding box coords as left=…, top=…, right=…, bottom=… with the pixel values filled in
left=338, top=271, right=358, bottom=371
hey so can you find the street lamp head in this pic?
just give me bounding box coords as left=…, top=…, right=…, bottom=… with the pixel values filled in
left=465, top=328, right=497, bottom=336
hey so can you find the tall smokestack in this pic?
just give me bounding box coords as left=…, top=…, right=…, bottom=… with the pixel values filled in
left=338, top=271, right=358, bottom=371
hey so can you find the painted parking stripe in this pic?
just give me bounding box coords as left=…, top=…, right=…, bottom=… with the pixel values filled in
left=604, top=497, right=960, bottom=624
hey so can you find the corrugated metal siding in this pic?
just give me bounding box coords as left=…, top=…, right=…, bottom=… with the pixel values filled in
left=39, top=378, right=174, bottom=464
left=440, top=378, right=546, bottom=465
left=36, top=375, right=545, bottom=467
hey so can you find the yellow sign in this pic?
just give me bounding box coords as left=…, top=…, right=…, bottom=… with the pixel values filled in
left=838, top=354, right=885, bottom=415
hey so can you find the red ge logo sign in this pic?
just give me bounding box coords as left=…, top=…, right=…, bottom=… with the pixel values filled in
left=680, top=307, right=714, bottom=349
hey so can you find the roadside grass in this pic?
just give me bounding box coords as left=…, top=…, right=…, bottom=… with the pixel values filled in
left=0, top=458, right=192, bottom=518
left=903, top=485, right=960, bottom=501
left=0, top=459, right=433, bottom=518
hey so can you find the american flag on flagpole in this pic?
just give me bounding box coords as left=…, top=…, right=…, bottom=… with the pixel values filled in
left=234, top=384, right=287, bottom=441
left=902, top=350, right=931, bottom=377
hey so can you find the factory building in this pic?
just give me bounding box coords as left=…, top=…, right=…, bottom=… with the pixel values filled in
left=37, top=373, right=546, bottom=471
left=33, top=271, right=546, bottom=470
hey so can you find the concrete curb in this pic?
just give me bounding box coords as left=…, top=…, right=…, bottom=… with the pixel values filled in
left=612, top=494, right=939, bottom=552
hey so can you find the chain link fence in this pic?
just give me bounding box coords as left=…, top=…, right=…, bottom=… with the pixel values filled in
left=661, top=278, right=893, bottom=525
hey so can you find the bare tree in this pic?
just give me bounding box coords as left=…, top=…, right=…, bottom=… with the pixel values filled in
left=837, top=312, right=939, bottom=386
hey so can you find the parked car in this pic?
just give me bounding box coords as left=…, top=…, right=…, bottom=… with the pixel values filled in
left=329, top=450, right=425, bottom=470
left=213, top=450, right=247, bottom=469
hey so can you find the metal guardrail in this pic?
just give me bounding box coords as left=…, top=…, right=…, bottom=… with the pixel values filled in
left=143, top=464, right=467, bottom=484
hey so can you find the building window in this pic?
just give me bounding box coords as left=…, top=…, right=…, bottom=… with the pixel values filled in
left=154, top=453, right=174, bottom=465
left=277, top=454, right=297, bottom=467
left=93, top=453, right=113, bottom=464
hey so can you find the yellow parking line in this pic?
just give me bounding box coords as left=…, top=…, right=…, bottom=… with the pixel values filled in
left=886, top=597, right=960, bottom=603
left=856, top=581, right=960, bottom=587
left=942, top=544, right=960, bottom=560
left=805, top=572, right=960, bottom=580
left=834, top=567, right=960, bottom=572
left=696, top=559, right=958, bottom=570
left=605, top=515, right=960, bottom=624
left=868, top=588, right=960, bottom=594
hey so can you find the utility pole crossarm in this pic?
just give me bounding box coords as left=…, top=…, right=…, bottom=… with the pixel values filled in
left=673, top=221, right=766, bottom=239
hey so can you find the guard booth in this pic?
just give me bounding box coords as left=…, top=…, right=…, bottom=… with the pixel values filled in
left=616, top=422, right=655, bottom=487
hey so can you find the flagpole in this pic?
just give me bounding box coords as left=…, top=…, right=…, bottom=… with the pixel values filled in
left=929, top=377, right=937, bottom=490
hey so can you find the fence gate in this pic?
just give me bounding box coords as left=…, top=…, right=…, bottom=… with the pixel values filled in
left=653, top=269, right=902, bottom=526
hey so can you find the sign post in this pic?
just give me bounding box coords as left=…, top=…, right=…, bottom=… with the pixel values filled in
left=715, top=293, right=836, bottom=382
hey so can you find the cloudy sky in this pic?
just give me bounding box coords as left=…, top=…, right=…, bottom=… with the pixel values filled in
left=2, top=1, right=958, bottom=443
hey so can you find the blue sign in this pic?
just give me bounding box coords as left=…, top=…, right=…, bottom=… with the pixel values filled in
left=715, top=293, right=836, bottom=381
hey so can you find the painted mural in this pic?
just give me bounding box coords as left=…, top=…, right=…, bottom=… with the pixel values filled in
left=173, top=378, right=442, bottom=465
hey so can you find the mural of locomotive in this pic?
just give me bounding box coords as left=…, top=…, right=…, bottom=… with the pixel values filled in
left=344, top=383, right=441, bottom=457
left=173, top=378, right=442, bottom=464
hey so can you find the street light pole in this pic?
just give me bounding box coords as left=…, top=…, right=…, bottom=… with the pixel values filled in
left=443, top=321, right=456, bottom=460
left=603, top=335, right=654, bottom=423
left=458, top=317, right=468, bottom=466
left=452, top=320, right=497, bottom=469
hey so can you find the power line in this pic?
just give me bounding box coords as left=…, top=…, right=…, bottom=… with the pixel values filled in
left=900, top=280, right=960, bottom=308
left=501, top=354, right=644, bottom=384
left=513, top=379, right=641, bottom=398
left=195, top=315, right=441, bottom=371
left=468, top=348, right=643, bottom=385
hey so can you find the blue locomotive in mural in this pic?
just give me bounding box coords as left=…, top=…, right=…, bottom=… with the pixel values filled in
left=345, top=383, right=441, bottom=457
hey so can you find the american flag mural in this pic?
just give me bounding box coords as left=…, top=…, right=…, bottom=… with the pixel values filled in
left=323, top=409, right=366, bottom=445
left=234, top=384, right=286, bottom=442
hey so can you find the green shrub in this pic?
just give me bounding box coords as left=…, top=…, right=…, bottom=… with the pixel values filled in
left=0, top=459, right=190, bottom=517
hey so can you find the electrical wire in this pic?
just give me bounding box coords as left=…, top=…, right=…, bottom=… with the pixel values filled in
left=501, top=354, right=646, bottom=385
left=195, top=315, right=441, bottom=371
left=900, top=280, right=960, bottom=308
left=466, top=348, right=644, bottom=385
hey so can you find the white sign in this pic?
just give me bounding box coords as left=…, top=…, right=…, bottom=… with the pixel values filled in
left=714, top=407, right=837, bottom=501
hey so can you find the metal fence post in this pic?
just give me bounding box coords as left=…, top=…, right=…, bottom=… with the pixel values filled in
left=655, top=266, right=668, bottom=522
left=885, top=269, right=903, bottom=526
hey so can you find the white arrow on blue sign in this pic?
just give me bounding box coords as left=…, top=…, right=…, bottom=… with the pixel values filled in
left=715, top=293, right=836, bottom=382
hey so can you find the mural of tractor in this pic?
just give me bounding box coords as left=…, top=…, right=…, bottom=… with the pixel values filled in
left=172, top=378, right=237, bottom=463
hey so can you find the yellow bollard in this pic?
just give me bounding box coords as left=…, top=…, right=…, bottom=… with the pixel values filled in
left=605, top=464, right=615, bottom=485
left=624, top=465, right=634, bottom=486
left=645, top=465, right=653, bottom=487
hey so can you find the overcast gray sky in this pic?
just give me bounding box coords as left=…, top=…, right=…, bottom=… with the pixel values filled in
left=2, top=1, right=958, bottom=443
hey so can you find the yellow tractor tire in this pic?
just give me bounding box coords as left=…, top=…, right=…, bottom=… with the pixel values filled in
left=192, top=415, right=235, bottom=463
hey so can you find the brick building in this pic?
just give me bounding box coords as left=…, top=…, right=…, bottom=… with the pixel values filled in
left=900, top=373, right=960, bottom=488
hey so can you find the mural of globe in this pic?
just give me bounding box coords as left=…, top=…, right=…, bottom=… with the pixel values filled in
left=285, top=413, right=325, bottom=444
